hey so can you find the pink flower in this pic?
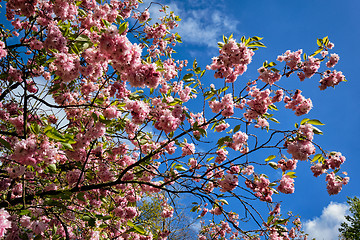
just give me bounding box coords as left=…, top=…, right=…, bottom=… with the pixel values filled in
left=161, top=207, right=174, bottom=218
left=277, top=175, right=295, bottom=194
left=258, top=67, right=281, bottom=85
left=0, top=209, right=11, bottom=238
left=219, top=174, right=238, bottom=192
left=277, top=159, right=297, bottom=172
left=0, top=41, right=7, bottom=60
left=319, top=70, right=345, bottom=90
left=325, top=172, right=349, bottom=195
left=215, top=122, right=230, bottom=132
left=326, top=53, right=339, bottom=68
left=215, top=148, right=228, bottom=164
left=286, top=140, right=315, bottom=161
left=241, top=165, right=254, bottom=175
left=182, top=142, right=195, bottom=156
left=31, top=220, right=47, bottom=235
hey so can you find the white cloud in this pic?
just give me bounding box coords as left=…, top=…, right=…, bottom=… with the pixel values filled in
left=169, top=3, right=239, bottom=48
left=303, top=202, right=349, bottom=240
left=140, top=1, right=239, bottom=48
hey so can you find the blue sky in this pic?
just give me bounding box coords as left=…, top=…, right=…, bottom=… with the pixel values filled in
left=149, top=0, right=360, bottom=238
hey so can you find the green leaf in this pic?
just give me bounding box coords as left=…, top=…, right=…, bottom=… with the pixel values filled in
left=19, top=209, right=31, bottom=215
left=46, top=128, right=66, bottom=141
left=323, top=36, right=329, bottom=46
left=303, top=53, right=307, bottom=60
left=312, top=154, right=323, bottom=162
left=265, top=155, right=276, bottom=162
left=77, top=192, right=86, bottom=202
left=268, top=104, right=278, bottom=111
left=312, top=126, right=323, bottom=135
left=175, top=164, right=188, bottom=171
left=268, top=62, right=276, bottom=67
left=300, top=118, right=310, bottom=125
left=220, top=199, right=229, bottom=205
left=217, top=136, right=231, bottom=147
left=286, top=172, right=297, bottom=178
left=247, top=41, right=266, bottom=48
left=223, top=35, right=227, bottom=44
left=0, top=138, right=12, bottom=150
left=118, top=22, right=128, bottom=35
left=267, top=215, right=275, bottom=224
left=183, top=73, right=193, bottom=80
left=233, top=124, right=241, bottom=133
left=62, top=142, right=73, bottom=150
left=207, top=156, right=214, bottom=162
left=269, top=117, right=280, bottom=124
left=193, top=59, right=198, bottom=70
left=268, top=162, right=278, bottom=169
left=307, top=119, right=325, bottom=125
left=30, top=123, right=40, bottom=135
left=194, top=67, right=201, bottom=74
left=317, top=38, right=323, bottom=47
left=310, top=48, right=322, bottom=57
left=47, top=164, right=57, bottom=173
left=190, top=205, right=199, bottom=212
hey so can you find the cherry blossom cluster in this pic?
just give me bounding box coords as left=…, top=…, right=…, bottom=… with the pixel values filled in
left=245, top=175, right=274, bottom=202
left=226, top=131, right=248, bottom=152
left=209, top=93, right=234, bottom=117
left=284, top=90, right=313, bottom=116
left=277, top=49, right=303, bottom=70
left=244, top=86, right=272, bottom=121
left=277, top=175, right=295, bottom=194
left=0, top=0, right=350, bottom=238
left=207, top=38, right=254, bottom=83
left=325, top=172, right=349, bottom=195
left=319, top=70, right=345, bottom=90
left=311, top=152, right=347, bottom=177
left=0, top=41, right=7, bottom=60
left=257, top=66, right=281, bottom=85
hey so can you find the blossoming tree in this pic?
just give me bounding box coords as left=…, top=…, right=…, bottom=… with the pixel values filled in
left=0, top=0, right=349, bottom=239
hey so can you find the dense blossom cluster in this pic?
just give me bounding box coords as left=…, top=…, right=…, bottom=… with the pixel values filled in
left=207, top=39, right=254, bottom=83
left=319, top=70, right=345, bottom=90
left=0, top=0, right=349, bottom=239
left=284, top=90, right=313, bottom=116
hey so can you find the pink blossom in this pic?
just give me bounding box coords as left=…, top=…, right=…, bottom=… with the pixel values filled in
left=241, top=165, right=254, bottom=175
left=277, top=49, right=303, bottom=70
left=219, top=174, right=238, bottom=192
left=326, top=53, right=339, bottom=68
left=258, top=67, right=281, bottom=85
left=182, top=142, right=195, bottom=156
left=277, top=175, right=295, bottom=194
left=325, top=152, right=346, bottom=169
left=215, top=122, right=230, bottom=132
left=215, top=148, right=228, bottom=164
left=0, top=209, right=11, bottom=238
left=32, top=220, right=47, bottom=235
left=0, top=41, right=7, bottom=59
left=161, top=207, right=174, bottom=218
left=325, top=172, right=349, bottom=195
left=310, top=163, right=325, bottom=177
left=277, top=159, right=297, bottom=172
left=301, top=57, right=321, bottom=79
left=286, top=140, right=315, bottom=161
left=227, top=131, right=248, bottom=151
left=207, top=39, right=254, bottom=83
left=319, top=70, right=345, bottom=90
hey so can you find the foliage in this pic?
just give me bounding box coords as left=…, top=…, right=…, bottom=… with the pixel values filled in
left=339, top=197, right=360, bottom=240
left=0, top=0, right=350, bottom=239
